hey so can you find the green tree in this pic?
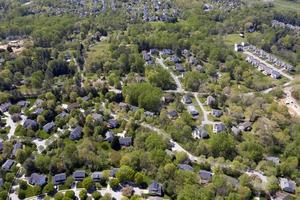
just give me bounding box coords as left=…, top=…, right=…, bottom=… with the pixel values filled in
left=116, top=166, right=135, bottom=182
left=79, top=189, right=88, bottom=200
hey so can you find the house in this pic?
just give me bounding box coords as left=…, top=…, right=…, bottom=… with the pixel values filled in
left=203, top=4, right=213, bottom=12
left=119, top=137, right=132, bottom=147
left=150, top=49, right=159, bottom=55
left=178, top=164, right=193, bottom=171
left=57, top=111, right=69, bottom=118
left=91, top=172, right=103, bottom=182
left=23, top=119, right=38, bottom=130
left=11, top=114, right=21, bottom=122
left=67, top=103, right=80, bottom=111
left=231, top=126, right=241, bottom=136
left=148, top=181, right=163, bottom=196
left=2, top=159, right=15, bottom=171
left=0, top=178, right=3, bottom=187
left=175, top=64, right=185, bottom=73
left=12, top=142, right=22, bottom=157
left=73, top=170, right=86, bottom=181
left=107, top=119, right=119, bottom=129
left=0, top=102, right=11, bottom=113
left=145, top=111, right=155, bottom=117
left=213, top=123, right=225, bottom=133
left=43, top=122, right=55, bottom=133
left=142, top=51, right=151, bottom=61
left=234, top=43, right=243, bottom=52
left=199, top=170, right=213, bottom=183
left=17, top=100, right=28, bottom=108
left=271, top=70, right=281, bottom=79
left=53, top=173, right=66, bottom=185
left=170, top=55, right=180, bottom=63
left=273, top=192, right=291, bottom=200
left=211, top=109, right=223, bottom=117
left=34, top=99, right=44, bottom=107
left=279, top=178, right=296, bottom=194
left=32, top=108, right=44, bottom=116
left=161, top=49, right=173, bottom=55
left=29, top=173, right=47, bottom=186
left=187, top=105, right=199, bottom=119
left=192, top=126, right=209, bottom=139
left=167, top=110, right=178, bottom=119
left=110, top=168, right=119, bottom=177
left=69, top=126, right=82, bottom=140
left=206, top=96, right=216, bottom=107
left=182, top=95, right=192, bottom=104
left=82, top=96, right=90, bottom=101
left=266, top=156, right=280, bottom=165
left=163, top=94, right=174, bottom=104
left=105, top=131, right=115, bottom=143
left=238, top=122, right=252, bottom=131
left=0, top=139, right=3, bottom=151
left=92, top=113, right=103, bottom=122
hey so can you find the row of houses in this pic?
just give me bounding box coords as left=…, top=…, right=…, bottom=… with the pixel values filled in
left=271, top=20, right=300, bottom=32
left=243, top=44, right=294, bottom=72
left=246, top=55, right=282, bottom=79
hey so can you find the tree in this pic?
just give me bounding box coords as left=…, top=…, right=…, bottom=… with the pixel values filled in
left=54, top=192, right=64, bottom=200
left=267, top=176, right=279, bottom=195
left=92, top=191, right=102, bottom=200
left=146, top=68, right=176, bottom=90
left=43, top=183, right=55, bottom=195
left=238, top=140, right=263, bottom=162
left=134, top=172, right=144, bottom=186
left=122, top=186, right=134, bottom=198
left=183, top=71, right=207, bottom=92
left=79, top=189, right=88, bottom=200
left=65, top=190, right=75, bottom=199
left=109, top=178, right=120, bottom=189
left=177, top=184, right=211, bottom=200
left=209, top=134, right=236, bottom=160
left=82, top=177, right=94, bottom=190
left=116, top=165, right=135, bottom=183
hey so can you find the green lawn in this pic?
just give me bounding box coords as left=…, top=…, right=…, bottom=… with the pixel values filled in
left=244, top=0, right=300, bottom=12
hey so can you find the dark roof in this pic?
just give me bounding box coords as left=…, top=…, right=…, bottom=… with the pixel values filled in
left=23, top=119, right=38, bottom=129
left=12, top=142, right=22, bottom=157
left=69, top=126, right=82, bottom=140
left=53, top=173, right=66, bottom=185
left=29, top=173, right=47, bottom=186
left=17, top=101, right=28, bottom=108
left=167, top=110, right=178, bottom=118
left=33, top=108, right=44, bottom=115
left=43, top=122, right=55, bottom=133
left=0, top=102, right=11, bottom=113
left=91, top=172, right=103, bottom=181
left=149, top=181, right=163, bottom=196
left=0, top=178, right=3, bottom=187
left=107, top=119, right=118, bottom=129
left=2, top=159, right=15, bottom=171
left=57, top=111, right=69, bottom=118
left=92, top=113, right=103, bottom=121
left=119, top=137, right=132, bottom=147
left=199, top=170, right=213, bottom=181
left=211, top=109, right=223, bottom=117
left=105, top=131, right=115, bottom=143
left=73, top=170, right=86, bottom=181
left=178, top=164, right=194, bottom=171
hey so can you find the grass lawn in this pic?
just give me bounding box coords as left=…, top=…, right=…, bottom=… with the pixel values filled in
left=85, top=40, right=111, bottom=69
left=244, top=0, right=300, bottom=12
left=223, top=34, right=246, bottom=46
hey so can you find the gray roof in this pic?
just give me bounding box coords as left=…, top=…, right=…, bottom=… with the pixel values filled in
left=199, top=170, right=213, bottom=181
left=148, top=181, right=163, bottom=196
left=12, top=142, right=22, bottom=157
left=280, top=178, right=296, bottom=194
left=73, top=170, right=86, bottom=181
left=0, top=102, right=11, bottom=113
left=91, top=172, right=103, bottom=181
left=29, top=173, right=47, bottom=186
left=43, top=122, right=55, bottom=133
left=211, top=109, right=223, bottom=117
left=105, top=131, right=115, bottom=143
left=178, top=164, right=193, bottom=171
left=23, top=119, right=38, bottom=129
left=2, top=159, right=15, bottom=171
left=53, top=173, right=66, bottom=185
left=69, top=126, right=82, bottom=140
left=119, top=137, right=132, bottom=147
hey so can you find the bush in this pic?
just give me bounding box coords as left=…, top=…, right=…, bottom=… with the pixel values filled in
left=92, top=191, right=102, bottom=200
left=79, top=189, right=88, bottom=200
left=65, top=190, right=75, bottom=199
left=109, top=178, right=119, bottom=189
left=54, top=192, right=64, bottom=200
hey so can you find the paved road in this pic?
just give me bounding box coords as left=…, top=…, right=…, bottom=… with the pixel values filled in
left=156, top=57, right=184, bottom=93
left=193, top=93, right=215, bottom=125
left=244, top=51, right=294, bottom=81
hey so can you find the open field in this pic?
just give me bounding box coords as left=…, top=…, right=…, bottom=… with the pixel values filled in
left=244, top=0, right=300, bottom=12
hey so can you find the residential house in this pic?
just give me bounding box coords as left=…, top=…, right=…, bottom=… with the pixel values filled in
left=0, top=139, right=3, bottom=151
left=29, top=173, right=47, bottom=186
left=105, top=131, right=115, bottom=143
left=148, top=181, right=163, bottom=196
left=231, top=126, right=241, bottom=136
left=110, top=168, right=119, bottom=177
left=163, top=94, right=174, bottom=104
left=182, top=95, right=192, bottom=104
left=271, top=70, right=281, bottom=79
left=238, top=122, right=252, bottom=131
left=170, top=55, right=180, bottom=63
left=53, top=173, right=66, bottom=185
left=199, top=170, right=213, bottom=183
left=167, top=110, right=178, bottom=119
left=178, top=164, right=193, bottom=171
left=23, top=119, right=38, bottom=130
left=92, top=113, right=103, bottom=122
left=0, top=102, right=11, bottom=113
left=0, top=178, right=3, bottom=187
left=266, top=156, right=280, bottom=165
left=32, top=108, right=44, bottom=116
left=91, top=172, right=103, bottom=182
left=11, top=114, right=21, bottom=122
left=279, top=178, right=296, bottom=194
left=12, top=142, right=22, bottom=157
left=2, top=159, right=16, bottom=171
left=192, top=126, right=209, bottom=139
left=175, top=64, right=185, bottom=73
left=17, top=100, right=28, bottom=108
left=211, top=109, right=223, bottom=118
left=69, top=126, right=82, bottom=140
left=213, top=123, right=225, bottom=133
left=43, top=122, right=55, bottom=133
left=107, top=119, right=119, bottom=129
left=73, top=170, right=86, bottom=181
left=187, top=105, right=199, bottom=119
left=119, top=137, right=132, bottom=147
left=206, top=96, right=216, bottom=107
